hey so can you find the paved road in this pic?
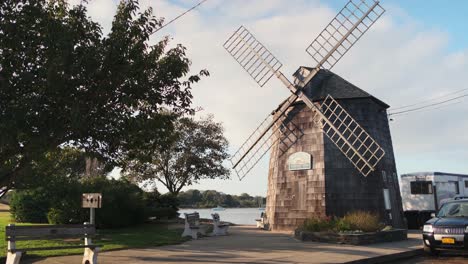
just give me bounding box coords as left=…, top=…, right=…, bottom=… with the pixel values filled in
left=396, top=254, right=468, bottom=264
left=23, top=226, right=422, bottom=264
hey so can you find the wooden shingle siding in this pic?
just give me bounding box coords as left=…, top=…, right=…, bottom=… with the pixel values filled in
left=266, top=103, right=327, bottom=231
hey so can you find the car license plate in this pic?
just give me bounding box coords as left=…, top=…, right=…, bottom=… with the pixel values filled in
left=442, top=237, right=455, bottom=244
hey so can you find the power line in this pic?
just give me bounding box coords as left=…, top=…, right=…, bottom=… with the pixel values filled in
left=388, top=94, right=467, bottom=116
left=391, top=87, right=468, bottom=111
left=150, top=0, right=209, bottom=36
left=389, top=100, right=464, bottom=117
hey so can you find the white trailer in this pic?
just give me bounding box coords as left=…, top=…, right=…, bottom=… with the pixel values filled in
left=400, top=172, right=468, bottom=228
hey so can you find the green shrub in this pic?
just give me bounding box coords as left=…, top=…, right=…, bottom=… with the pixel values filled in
left=143, top=190, right=161, bottom=207
left=334, top=218, right=353, bottom=232
left=10, top=176, right=85, bottom=223
left=79, top=178, right=146, bottom=228
left=48, top=179, right=86, bottom=224
left=11, top=177, right=147, bottom=228
left=144, top=192, right=179, bottom=219
left=48, top=178, right=146, bottom=228
left=156, top=193, right=180, bottom=209
left=341, top=211, right=382, bottom=232
left=10, top=189, right=50, bottom=223
left=47, top=208, right=70, bottom=224
left=301, top=216, right=335, bottom=232
left=300, top=211, right=383, bottom=233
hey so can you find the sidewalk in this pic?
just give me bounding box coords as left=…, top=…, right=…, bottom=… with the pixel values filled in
left=24, top=226, right=422, bottom=264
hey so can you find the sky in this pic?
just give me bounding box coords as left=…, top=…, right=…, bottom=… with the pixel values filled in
left=70, top=0, right=468, bottom=196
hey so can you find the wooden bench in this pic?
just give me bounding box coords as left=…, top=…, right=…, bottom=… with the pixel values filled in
left=255, top=212, right=267, bottom=229
left=5, top=223, right=100, bottom=264
left=211, top=213, right=229, bottom=236
left=181, top=212, right=208, bottom=239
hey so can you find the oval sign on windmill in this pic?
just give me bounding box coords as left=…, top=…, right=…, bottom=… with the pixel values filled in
left=288, top=152, right=312, bottom=171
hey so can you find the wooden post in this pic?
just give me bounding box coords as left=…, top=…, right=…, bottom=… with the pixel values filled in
left=90, top=208, right=95, bottom=225
left=83, top=222, right=92, bottom=246
left=82, top=222, right=98, bottom=264
left=7, top=224, right=15, bottom=252
left=6, top=224, right=22, bottom=264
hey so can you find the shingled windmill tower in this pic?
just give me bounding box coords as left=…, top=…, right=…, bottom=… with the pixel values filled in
left=224, top=0, right=405, bottom=231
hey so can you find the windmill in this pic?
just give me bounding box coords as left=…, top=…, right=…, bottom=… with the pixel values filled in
left=225, top=0, right=386, bottom=180
left=224, top=0, right=405, bottom=230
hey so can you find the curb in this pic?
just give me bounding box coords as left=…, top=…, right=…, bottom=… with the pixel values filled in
left=344, top=248, right=424, bottom=264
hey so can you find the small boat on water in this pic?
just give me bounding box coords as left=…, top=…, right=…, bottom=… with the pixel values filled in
left=212, top=205, right=225, bottom=211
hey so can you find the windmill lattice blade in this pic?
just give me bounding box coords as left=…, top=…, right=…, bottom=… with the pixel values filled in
left=224, top=26, right=283, bottom=87
left=317, top=95, right=385, bottom=176
left=231, top=112, right=303, bottom=180
left=306, top=0, right=385, bottom=70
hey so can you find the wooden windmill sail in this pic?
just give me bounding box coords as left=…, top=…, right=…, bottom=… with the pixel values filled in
left=224, top=0, right=386, bottom=180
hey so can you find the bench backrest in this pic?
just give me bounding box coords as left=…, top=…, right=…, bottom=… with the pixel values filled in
left=5, top=224, right=96, bottom=242
left=185, top=213, right=200, bottom=226
left=212, top=213, right=220, bottom=221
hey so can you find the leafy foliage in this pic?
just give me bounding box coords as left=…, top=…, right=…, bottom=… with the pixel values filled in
left=143, top=191, right=179, bottom=219
left=301, top=216, right=335, bottom=232
left=11, top=177, right=149, bottom=228
left=10, top=188, right=50, bottom=223
left=334, top=217, right=353, bottom=232
left=300, top=211, right=383, bottom=233
left=82, top=178, right=147, bottom=228
left=124, top=115, right=230, bottom=195
left=0, top=0, right=208, bottom=188
left=340, top=211, right=382, bottom=232
left=24, top=147, right=110, bottom=189
left=10, top=174, right=82, bottom=223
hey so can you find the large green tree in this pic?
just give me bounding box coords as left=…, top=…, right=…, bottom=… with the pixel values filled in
left=0, top=0, right=208, bottom=189
left=124, top=115, right=230, bottom=195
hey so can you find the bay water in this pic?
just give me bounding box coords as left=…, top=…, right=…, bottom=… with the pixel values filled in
left=179, top=208, right=264, bottom=225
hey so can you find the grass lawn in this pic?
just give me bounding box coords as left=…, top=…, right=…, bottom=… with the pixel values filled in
left=0, top=208, right=188, bottom=258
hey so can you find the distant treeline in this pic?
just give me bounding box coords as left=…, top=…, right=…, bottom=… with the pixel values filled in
left=178, top=189, right=266, bottom=208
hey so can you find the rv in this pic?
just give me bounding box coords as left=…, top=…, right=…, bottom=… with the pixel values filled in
left=400, top=172, right=468, bottom=229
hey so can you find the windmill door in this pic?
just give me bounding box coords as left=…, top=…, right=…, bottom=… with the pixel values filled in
left=293, top=180, right=307, bottom=210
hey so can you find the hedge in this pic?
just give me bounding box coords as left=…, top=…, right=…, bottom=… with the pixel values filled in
left=10, top=178, right=147, bottom=228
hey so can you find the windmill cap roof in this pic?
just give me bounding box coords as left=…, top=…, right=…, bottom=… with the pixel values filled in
left=293, top=66, right=389, bottom=109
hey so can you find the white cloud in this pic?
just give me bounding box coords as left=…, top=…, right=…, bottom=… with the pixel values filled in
left=79, top=0, right=468, bottom=195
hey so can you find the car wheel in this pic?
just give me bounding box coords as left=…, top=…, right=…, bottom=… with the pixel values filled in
left=423, top=243, right=439, bottom=256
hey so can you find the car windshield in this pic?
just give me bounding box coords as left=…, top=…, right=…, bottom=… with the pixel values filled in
left=437, top=202, right=468, bottom=217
